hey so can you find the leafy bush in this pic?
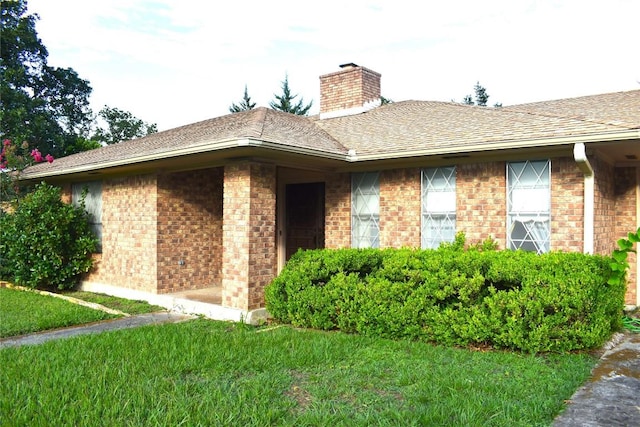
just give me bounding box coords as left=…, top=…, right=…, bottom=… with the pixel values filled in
left=265, top=240, right=625, bottom=353
left=0, top=182, right=97, bottom=289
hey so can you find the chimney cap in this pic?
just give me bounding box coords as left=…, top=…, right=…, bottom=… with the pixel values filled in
left=339, top=62, right=359, bottom=69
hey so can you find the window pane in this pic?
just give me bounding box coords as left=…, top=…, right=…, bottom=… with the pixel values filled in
left=352, top=172, right=380, bottom=248
left=422, top=167, right=456, bottom=249
left=352, top=216, right=380, bottom=248
left=72, top=181, right=102, bottom=252
left=507, top=161, right=550, bottom=254
left=423, top=214, right=456, bottom=249
left=353, top=193, right=379, bottom=215
left=511, top=188, right=549, bottom=213
left=425, top=191, right=455, bottom=213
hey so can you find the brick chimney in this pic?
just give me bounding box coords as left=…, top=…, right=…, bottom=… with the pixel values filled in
left=319, top=63, right=381, bottom=119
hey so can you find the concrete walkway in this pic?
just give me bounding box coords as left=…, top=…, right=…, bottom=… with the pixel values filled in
left=0, top=312, right=193, bottom=349
left=553, top=332, right=640, bottom=427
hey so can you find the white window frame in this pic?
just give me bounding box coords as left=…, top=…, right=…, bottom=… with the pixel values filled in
left=507, top=160, right=551, bottom=254
left=351, top=172, right=380, bottom=248
left=72, top=181, right=103, bottom=252
left=421, top=167, right=456, bottom=249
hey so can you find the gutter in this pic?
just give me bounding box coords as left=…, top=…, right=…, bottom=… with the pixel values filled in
left=350, top=129, right=640, bottom=162
left=573, top=143, right=594, bottom=254
left=22, top=129, right=639, bottom=180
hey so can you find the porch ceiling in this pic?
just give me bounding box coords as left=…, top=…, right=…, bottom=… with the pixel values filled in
left=590, top=140, right=640, bottom=166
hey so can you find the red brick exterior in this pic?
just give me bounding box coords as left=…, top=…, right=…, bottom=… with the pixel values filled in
left=551, top=157, right=584, bottom=252
left=593, top=156, right=617, bottom=255
left=325, top=172, right=352, bottom=248
left=71, top=153, right=637, bottom=308
left=85, top=174, right=159, bottom=292
left=221, top=163, right=277, bottom=310
left=592, top=157, right=638, bottom=304
left=457, top=162, right=507, bottom=248
left=157, top=168, right=223, bottom=293
left=320, top=65, right=381, bottom=115
left=614, top=167, right=637, bottom=305
left=380, top=168, right=421, bottom=247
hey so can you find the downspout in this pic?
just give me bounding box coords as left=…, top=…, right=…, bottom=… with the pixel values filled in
left=573, top=143, right=594, bottom=254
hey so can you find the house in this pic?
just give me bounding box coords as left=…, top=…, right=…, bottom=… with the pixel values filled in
left=22, top=63, right=640, bottom=319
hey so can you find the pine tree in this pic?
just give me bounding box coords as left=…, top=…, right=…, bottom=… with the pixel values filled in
left=229, top=85, right=256, bottom=113
left=461, top=82, right=500, bottom=107
left=473, top=82, right=489, bottom=106
left=269, top=75, right=312, bottom=115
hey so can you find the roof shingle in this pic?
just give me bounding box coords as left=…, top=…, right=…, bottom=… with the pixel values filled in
left=23, top=89, right=640, bottom=177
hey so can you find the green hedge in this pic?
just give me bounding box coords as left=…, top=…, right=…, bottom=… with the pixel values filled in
left=265, top=246, right=625, bottom=352
left=0, top=183, right=97, bottom=289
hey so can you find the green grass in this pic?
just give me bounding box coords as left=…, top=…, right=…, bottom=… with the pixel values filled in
left=59, top=290, right=164, bottom=315
left=0, top=319, right=597, bottom=426
left=0, top=287, right=119, bottom=338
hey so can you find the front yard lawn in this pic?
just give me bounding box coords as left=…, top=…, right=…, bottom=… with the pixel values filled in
left=0, top=287, right=119, bottom=338
left=0, top=318, right=597, bottom=426
left=58, top=290, right=164, bottom=315
left=0, top=287, right=163, bottom=338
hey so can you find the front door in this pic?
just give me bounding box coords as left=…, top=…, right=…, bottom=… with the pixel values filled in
left=285, top=182, right=325, bottom=260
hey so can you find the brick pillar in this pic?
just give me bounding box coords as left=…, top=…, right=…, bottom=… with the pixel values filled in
left=221, top=163, right=277, bottom=310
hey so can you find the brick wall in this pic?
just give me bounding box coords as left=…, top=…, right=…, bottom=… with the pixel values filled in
left=457, top=162, right=507, bottom=248
left=84, top=174, right=159, bottom=292
left=551, top=157, right=584, bottom=252
left=593, top=156, right=616, bottom=254
left=380, top=168, right=421, bottom=247
left=157, top=168, right=223, bottom=293
left=592, top=157, right=638, bottom=305
left=325, top=172, right=352, bottom=248
left=614, top=166, right=637, bottom=305
left=221, top=163, right=277, bottom=310
left=319, top=65, right=381, bottom=115
left=324, top=158, right=594, bottom=254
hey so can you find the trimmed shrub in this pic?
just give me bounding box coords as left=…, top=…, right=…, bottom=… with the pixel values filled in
left=0, top=182, right=97, bottom=289
left=265, top=244, right=624, bottom=353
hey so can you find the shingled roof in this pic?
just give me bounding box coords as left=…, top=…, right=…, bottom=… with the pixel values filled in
left=23, top=107, right=347, bottom=178
left=22, top=89, right=640, bottom=178
left=314, top=93, right=640, bottom=159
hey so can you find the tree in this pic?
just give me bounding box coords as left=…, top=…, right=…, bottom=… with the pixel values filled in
left=229, top=85, right=256, bottom=113
left=0, top=138, right=54, bottom=201
left=463, top=82, right=489, bottom=106
left=269, top=74, right=313, bottom=115
left=473, top=82, right=489, bottom=106
left=1, top=0, right=95, bottom=157
left=91, top=105, right=158, bottom=145
left=462, top=94, right=474, bottom=105
left=461, top=81, right=502, bottom=107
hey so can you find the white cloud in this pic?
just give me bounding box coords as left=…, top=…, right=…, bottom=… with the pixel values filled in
left=27, top=0, right=640, bottom=130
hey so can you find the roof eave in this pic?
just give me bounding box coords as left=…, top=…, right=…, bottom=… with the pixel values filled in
left=347, top=129, right=640, bottom=162
left=21, top=138, right=350, bottom=180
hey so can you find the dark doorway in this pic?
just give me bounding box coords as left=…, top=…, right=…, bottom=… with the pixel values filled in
left=285, top=182, right=325, bottom=260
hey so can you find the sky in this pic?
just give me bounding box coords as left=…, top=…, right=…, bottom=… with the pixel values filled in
left=27, top=0, right=640, bottom=132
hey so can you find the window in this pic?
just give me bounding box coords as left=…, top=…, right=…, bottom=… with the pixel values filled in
left=421, top=167, right=456, bottom=249
left=72, top=181, right=103, bottom=252
left=507, top=160, right=550, bottom=254
left=351, top=172, right=380, bottom=248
